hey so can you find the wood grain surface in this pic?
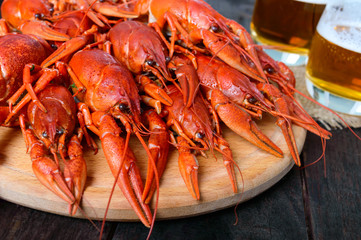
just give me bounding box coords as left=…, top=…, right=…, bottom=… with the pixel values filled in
left=302, top=129, right=361, bottom=240
left=0, top=114, right=306, bottom=221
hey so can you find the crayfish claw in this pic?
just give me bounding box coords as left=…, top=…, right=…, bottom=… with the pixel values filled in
left=142, top=109, right=170, bottom=204
left=177, top=136, right=200, bottom=200
left=92, top=112, right=153, bottom=227
left=64, top=135, right=88, bottom=215
left=120, top=156, right=153, bottom=227
left=19, top=20, right=70, bottom=42
left=277, top=118, right=301, bottom=166
left=211, top=89, right=283, bottom=158
left=24, top=129, right=75, bottom=204
left=32, top=156, right=75, bottom=204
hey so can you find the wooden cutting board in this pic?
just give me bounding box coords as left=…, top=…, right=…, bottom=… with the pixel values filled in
left=0, top=114, right=306, bottom=221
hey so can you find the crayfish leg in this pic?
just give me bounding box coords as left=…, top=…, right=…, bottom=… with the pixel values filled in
left=214, top=136, right=237, bottom=193
left=41, top=35, right=89, bottom=68
left=137, top=75, right=173, bottom=106
left=5, top=68, right=59, bottom=124
left=0, top=19, right=10, bottom=35
left=0, top=106, right=10, bottom=126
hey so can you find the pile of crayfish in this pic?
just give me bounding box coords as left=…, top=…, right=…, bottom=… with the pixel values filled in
left=0, top=0, right=331, bottom=233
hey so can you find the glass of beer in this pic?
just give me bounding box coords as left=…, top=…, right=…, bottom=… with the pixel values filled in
left=305, top=0, right=361, bottom=115
left=251, top=0, right=326, bottom=66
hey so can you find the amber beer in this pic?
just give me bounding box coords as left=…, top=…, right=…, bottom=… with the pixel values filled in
left=306, top=25, right=361, bottom=101
left=251, top=0, right=326, bottom=54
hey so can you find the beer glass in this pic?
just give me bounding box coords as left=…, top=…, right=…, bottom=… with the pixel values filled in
left=251, top=0, right=326, bottom=65
left=305, top=0, right=361, bottom=115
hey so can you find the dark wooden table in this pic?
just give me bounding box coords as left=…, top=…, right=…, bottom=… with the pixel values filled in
left=1, top=0, right=360, bottom=239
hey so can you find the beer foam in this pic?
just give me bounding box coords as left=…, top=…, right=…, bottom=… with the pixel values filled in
left=318, top=23, right=361, bottom=53
left=317, top=3, right=361, bottom=53
left=295, top=0, right=327, bottom=4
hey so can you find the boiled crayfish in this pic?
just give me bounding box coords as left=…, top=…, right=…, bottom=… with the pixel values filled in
left=0, top=33, right=54, bottom=124
left=0, top=0, right=334, bottom=238
left=0, top=0, right=70, bottom=41
left=69, top=48, right=155, bottom=227
left=19, top=85, right=90, bottom=216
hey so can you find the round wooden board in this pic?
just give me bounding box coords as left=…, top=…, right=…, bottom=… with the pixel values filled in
left=0, top=115, right=306, bottom=221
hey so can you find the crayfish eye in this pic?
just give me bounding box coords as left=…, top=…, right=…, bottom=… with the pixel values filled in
left=56, top=128, right=64, bottom=135
left=165, top=56, right=171, bottom=63
left=51, top=44, right=58, bottom=50
left=42, top=131, right=48, bottom=138
left=211, top=24, right=220, bottom=32
left=265, top=66, right=275, bottom=74
left=146, top=59, right=155, bottom=66
left=118, top=103, right=128, bottom=111
left=248, top=97, right=257, bottom=104
left=34, top=13, right=44, bottom=19
left=196, top=132, right=205, bottom=139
